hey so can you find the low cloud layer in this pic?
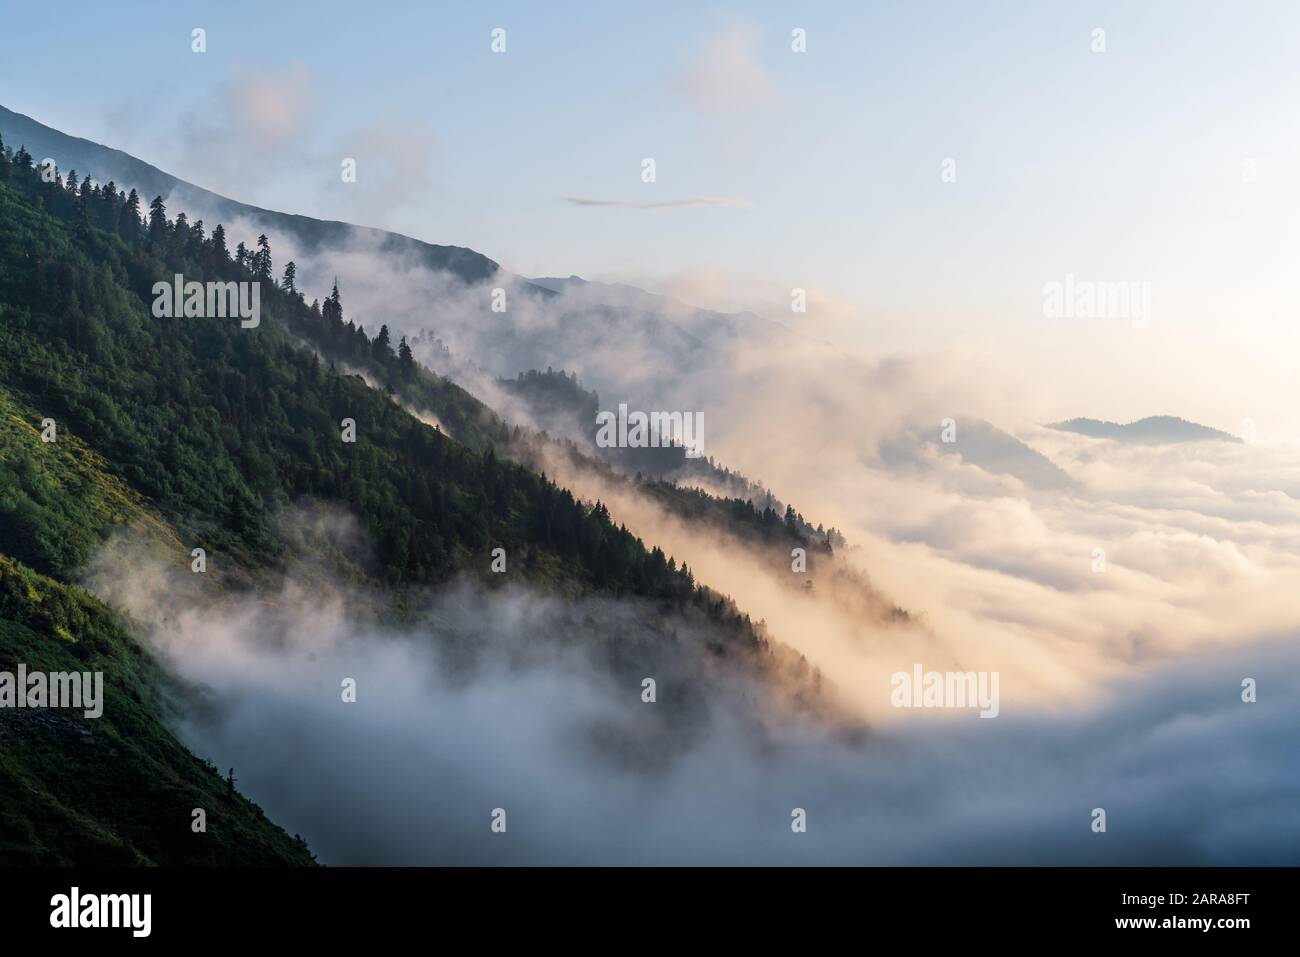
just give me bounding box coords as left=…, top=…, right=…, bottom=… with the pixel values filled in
left=162, top=211, right=1300, bottom=713
left=152, top=209, right=1300, bottom=710
left=80, top=524, right=1300, bottom=865
left=145, top=191, right=1300, bottom=865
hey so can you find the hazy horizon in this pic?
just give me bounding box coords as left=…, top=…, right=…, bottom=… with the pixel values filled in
left=5, top=1, right=1300, bottom=437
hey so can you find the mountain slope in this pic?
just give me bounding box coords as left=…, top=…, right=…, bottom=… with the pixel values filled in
left=0, top=136, right=830, bottom=862
left=0, top=555, right=317, bottom=865
left=0, top=104, right=499, bottom=284
left=0, top=164, right=708, bottom=594
left=879, top=419, right=1077, bottom=491
left=0, top=104, right=773, bottom=410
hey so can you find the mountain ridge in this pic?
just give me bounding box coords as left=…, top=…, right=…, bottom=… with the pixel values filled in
left=1049, top=415, right=1242, bottom=445
left=0, top=104, right=501, bottom=284
left=0, top=104, right=803, bottom=365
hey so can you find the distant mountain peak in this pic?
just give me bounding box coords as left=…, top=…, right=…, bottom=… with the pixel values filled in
left=880, top=418, right=1077, bottom=491
left=1049, top=415, right=1242, bottom=444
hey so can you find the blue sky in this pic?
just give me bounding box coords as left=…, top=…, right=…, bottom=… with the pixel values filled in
left=5, top=0, right=1300, bottom=431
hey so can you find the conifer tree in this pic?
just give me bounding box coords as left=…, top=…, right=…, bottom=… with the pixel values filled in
left=172, top=212, right=189, bottom=257
left=254, top=233, right=272, bottom=280
left=147, top=195, right=168, bottom=245
left=374, top=324, right=393, bottom=363
left=186, top=219, right=206, bottom=261
left=322, top=279, right=342, bottom=325
left=398, top=335, right=415, bottom=380
left=99, top=180, right=119, bottom=232
left=209, top=223, right=229, bottom=264
left=121, top=188, right=142, bottom=244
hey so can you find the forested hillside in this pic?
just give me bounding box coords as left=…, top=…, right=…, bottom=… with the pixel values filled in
left=0, top=138, right=810, bottom=862
left=0, top=139, right=734, bottom=603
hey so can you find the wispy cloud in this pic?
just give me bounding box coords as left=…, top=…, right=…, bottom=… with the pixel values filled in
left=565, top=195, right=754, bottom=210
left=676, top=19, right=778, bottom=114
left=174, top=60, right=318, bottom=199
left=328, top=124, right=438, bottom=225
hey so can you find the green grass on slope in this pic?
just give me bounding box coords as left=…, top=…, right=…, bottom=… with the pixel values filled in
left=0, top=555, right=316, bottom=865
left=0, top=384, right=182, bottom=580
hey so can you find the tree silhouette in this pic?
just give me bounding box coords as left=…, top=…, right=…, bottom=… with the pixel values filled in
left=147, top=196, right=168, bottom=246
left=253, top=233, right=272, bottom=280
left=398, top=336, right=415, bottom=380
left=373, top=324, right=393, bottom=363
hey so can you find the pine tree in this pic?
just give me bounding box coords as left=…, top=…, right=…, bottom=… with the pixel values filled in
left=322, top=279, right=342, bottom=325
left=373, top=324, right=393, bottom=363
left=254, top=233, right=272, bottom=280
left=147, top=196, right=168, bottom=246
left=172, top=212, right=190, bottom=258
left=209, top=223, right=229, bottom=264
left=99, top=180, right=120, bottom=233
left=120, top=189, right=142, bottom=244
left=282, top=261, right=296, bottom=294
left=398, top=336, right=415, bottom=380
left=186, top=219, right=206, bottom=261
